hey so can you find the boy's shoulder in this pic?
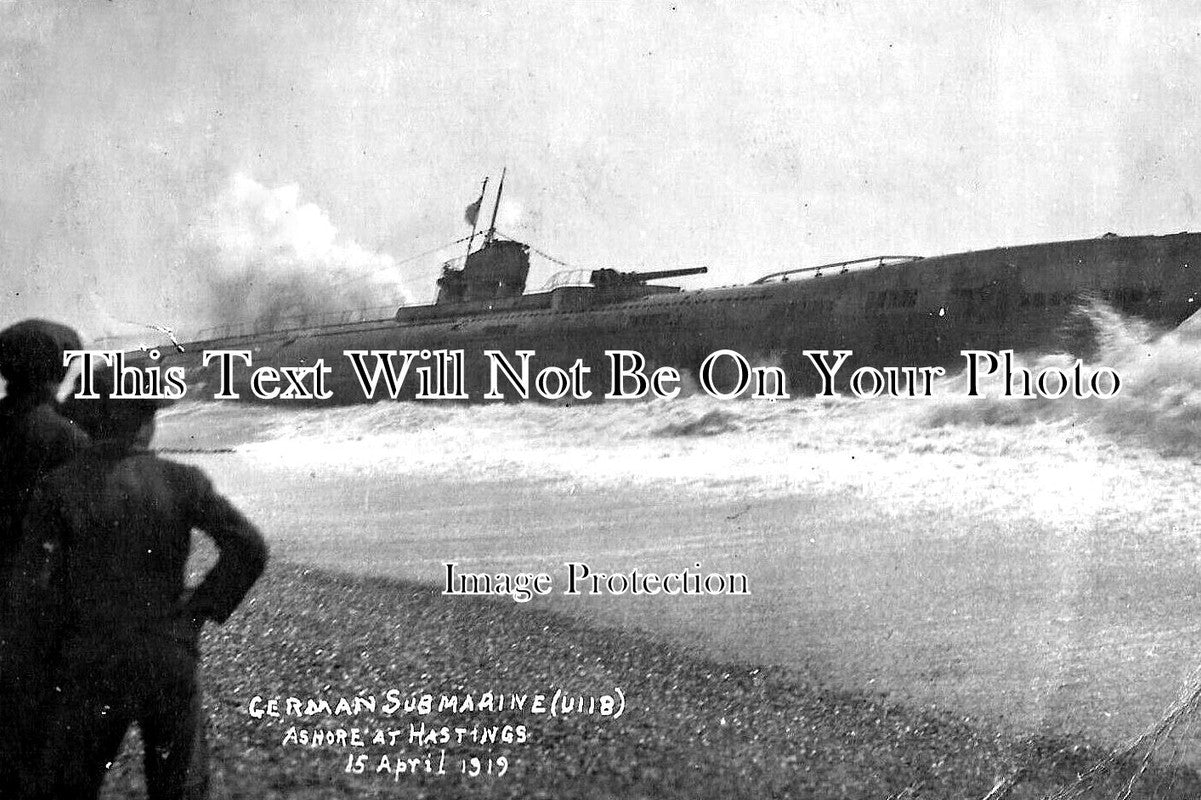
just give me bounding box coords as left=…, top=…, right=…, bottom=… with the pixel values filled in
left=45, top=447, right=212, bottom=491
left=130, top=450, right=215, bottom=487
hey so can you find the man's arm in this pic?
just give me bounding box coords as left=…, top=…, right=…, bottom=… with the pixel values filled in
left=181, top=473, right=269, bottom=624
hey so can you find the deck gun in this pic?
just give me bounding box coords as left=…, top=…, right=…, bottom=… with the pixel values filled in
left=589, top=266, right=709, bottom=287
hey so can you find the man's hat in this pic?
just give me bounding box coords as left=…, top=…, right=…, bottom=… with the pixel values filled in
left=0, top=318, right=82, bottom=386
left=62, top=369, right=172, bottom=439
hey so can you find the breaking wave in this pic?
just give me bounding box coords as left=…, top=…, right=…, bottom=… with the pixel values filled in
left=650, top=408, right=743, bottom=438
left=920, top=302, right=1201, bottom=456
left=148, top=302, right=1201, bottom=494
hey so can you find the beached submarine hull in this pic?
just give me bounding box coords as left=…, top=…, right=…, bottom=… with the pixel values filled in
left=142, top=232, right=1201, bottom=403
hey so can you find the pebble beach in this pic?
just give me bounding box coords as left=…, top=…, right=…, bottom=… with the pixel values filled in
left=98, top=563, right=1201, bottom=799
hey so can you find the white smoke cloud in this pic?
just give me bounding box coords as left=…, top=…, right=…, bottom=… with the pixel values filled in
left=188, top=173, right=410, bottom=334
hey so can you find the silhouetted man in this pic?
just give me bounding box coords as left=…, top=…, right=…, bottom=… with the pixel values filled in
left=19, top=375, right=268, bottom=799
left=0, top=319, right=89, bottom=571
left=0, top=318, right=90, bottom=799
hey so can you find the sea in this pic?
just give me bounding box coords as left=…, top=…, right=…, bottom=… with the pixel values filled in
left=154, top=306, right=1201, bottom=762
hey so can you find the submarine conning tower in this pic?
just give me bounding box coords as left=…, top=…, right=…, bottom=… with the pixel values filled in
left=436, top=239, right=531, bottom=305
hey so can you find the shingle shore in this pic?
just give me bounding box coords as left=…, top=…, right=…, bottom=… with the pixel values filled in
left=89, top=563, right=1201, bottom=799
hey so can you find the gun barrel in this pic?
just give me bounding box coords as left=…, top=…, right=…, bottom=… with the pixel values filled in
left=632, top=267, right=709, bottom=281
left=591, top=266, right=708, bottom=285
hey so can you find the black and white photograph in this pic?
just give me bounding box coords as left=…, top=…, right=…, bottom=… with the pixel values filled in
left=3, top=2, right=1201, bottom=798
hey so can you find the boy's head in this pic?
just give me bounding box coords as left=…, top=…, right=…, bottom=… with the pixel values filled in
left=0, top=319, right=82, bottom=395
left=64, top=371, right=168, bottom=445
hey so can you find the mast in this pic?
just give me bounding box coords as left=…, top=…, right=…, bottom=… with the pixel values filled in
left=485, top=166, right=506, bottom=246
left=465, top=176, right=489, bottom=259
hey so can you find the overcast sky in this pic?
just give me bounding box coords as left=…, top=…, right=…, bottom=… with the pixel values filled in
left=2, top=0, right=1198, bottom=338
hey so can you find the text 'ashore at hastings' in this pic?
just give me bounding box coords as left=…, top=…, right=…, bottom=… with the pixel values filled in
left=65, top=348, right=1122, bottom=402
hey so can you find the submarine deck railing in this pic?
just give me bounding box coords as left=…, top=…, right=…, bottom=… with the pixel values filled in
left=193, top=304, right=399, bottom=343
left=752, top=255, right=924, bottom=284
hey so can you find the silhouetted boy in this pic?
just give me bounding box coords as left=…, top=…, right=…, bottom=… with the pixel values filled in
left=19, top=375, right=268, bottom=799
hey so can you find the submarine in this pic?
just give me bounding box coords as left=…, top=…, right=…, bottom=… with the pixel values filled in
left=117, top=178, right=1201, bottom=402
